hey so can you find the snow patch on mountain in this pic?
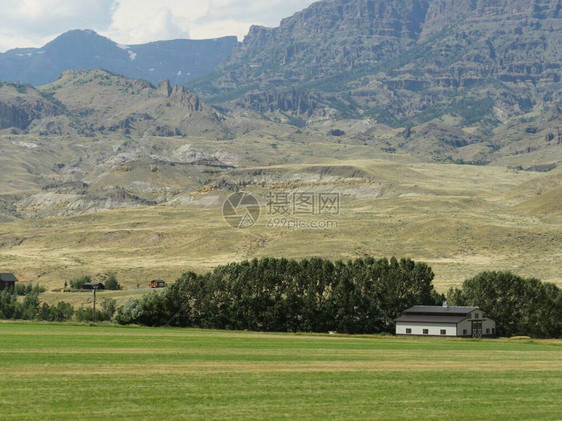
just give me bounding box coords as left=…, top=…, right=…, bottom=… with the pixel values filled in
left=117, top=44, right=137, bottom=61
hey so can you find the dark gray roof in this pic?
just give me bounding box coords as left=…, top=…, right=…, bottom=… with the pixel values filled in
left=0, top=273, right=18, bottom=282
left=395, top=315, right=468, bottom=324
left=403, top=306, right=478, bottom=315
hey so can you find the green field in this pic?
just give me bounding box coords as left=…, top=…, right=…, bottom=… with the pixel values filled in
left=1, top=323, right=561, bottom=420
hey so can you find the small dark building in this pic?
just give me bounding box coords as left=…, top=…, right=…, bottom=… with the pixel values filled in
left=150, top=279, right=166, bottom=288
left=82, top=282, right=105, bottom=290
left=0, top=273, right=18, bottom=291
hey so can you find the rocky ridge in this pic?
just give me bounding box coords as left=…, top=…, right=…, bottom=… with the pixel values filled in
left=194, top=0, right=562, bottom=129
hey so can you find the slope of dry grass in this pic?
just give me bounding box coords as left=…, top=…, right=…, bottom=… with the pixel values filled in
left=1, top=160, right=560, bottom=308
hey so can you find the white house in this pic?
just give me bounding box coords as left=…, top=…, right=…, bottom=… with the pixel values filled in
left=395, top=304, right=496, bottom=337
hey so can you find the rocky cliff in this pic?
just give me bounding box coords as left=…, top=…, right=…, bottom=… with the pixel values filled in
left=0, top=83, right=63, bottom=130
left=193, top=0, right=562, bottom=129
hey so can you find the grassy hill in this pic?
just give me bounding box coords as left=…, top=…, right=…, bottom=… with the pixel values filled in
left=0, top=70, right=560, bottom=305
left=1, top=160, right=560, bottom=303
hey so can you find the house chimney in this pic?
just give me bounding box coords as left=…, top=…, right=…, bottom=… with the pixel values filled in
left=443, top=300, right=449, bottom=309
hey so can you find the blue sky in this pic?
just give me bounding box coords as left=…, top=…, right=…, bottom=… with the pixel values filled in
left=0, top=0, right=317, bottom=51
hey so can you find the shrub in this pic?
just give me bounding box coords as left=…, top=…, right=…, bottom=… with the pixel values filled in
left=115, top=298, right=143, bottom=325
left=116, top=292, right=169, bottom=326
left=103, top=273, right=121, bottom=291
left=75, top=306, right=93, bottom=322
left=14, top=284, right=27, bottom=296
left=19, top=292, right=40, bottom=320
left=0, top=290, right=19, bottom=319
left=76, top=298, right=117, bottom=322
left=70, top=275, right=92, bottom=290
left=41, top=301, right=75, bottom=322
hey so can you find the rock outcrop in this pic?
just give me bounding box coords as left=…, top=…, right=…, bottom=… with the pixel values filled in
left=0, top=83, right=63, bottom=130
left=236, top=89, right=323, bottom=118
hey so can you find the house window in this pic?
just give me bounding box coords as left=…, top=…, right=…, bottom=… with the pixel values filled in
left=440, top=329, right=446, bottom=335
left=486, top=328, right=490, bottom=334
left=406, top=328, right=412, bottom=334
left=475, top=313, right=480, bottom=319
left=463, top=329, right=467, bottom=335
left=423, top=329, right=429, bottom=335
left=468, top=313, right=472, bottom=319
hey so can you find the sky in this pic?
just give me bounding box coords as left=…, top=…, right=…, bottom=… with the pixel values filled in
left=0, top=0, right=317, bottom=52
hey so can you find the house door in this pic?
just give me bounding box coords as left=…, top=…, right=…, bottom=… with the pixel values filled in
left=472, top=321, right=483, bottom=338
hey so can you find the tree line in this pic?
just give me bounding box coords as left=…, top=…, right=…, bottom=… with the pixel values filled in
left=1, top=258, right=560, bottom=338
left=0, top=272, right=120, bottom=322
left=0, top=288, right=116, bottom=323
left=116, top=257, right=442, bottom=334
left=116, top=259, right=561, bottom=338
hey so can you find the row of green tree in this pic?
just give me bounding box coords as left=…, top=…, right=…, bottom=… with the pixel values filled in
left=2, top=258, right=560, bottom=338
left=0, top=289, right=116, bottom=323
left=116, top=257, right=442, bottom=334
left=116, top=259, right=561, bottom=338
left=14, top=283, right=46, bottom=296
left=447, top=271, right=562, bottom=338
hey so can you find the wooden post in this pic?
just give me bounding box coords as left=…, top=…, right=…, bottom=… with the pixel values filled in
left=92, top=287, right=97, bottom=322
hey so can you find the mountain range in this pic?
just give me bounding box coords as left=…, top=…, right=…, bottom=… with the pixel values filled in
left=1, top=0, right=562, bottom=287
left=2, top=1, right=561, bottom=132
left=0, top=29, right=237, bottom=86
left=195, top=0, right=561, bottom=126
left=0, top=0, right=561, bottom=221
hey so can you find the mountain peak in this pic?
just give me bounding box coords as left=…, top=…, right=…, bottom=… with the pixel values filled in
left=46, top=29, right=110, bottom=43
left=43, top=29, right=118, bottom=53
left=59, top=29, right=100, bottom=36
left=0, top=30, right=238, bottom=86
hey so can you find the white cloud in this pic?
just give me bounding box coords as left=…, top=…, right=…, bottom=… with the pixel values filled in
left=205, top=0, right=315, bottom=23
left=0, top=0, right=114, bottom=50
left=192, top=0, right=317, bottom=40
left=0, top=0, right=317, bottom=51
left=103, top=0, right=206, bottom=44
left=188, top=19, right=255, bottom=41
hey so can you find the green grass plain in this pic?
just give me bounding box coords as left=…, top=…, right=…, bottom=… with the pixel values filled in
left=0, top=322, right=561, bottom=420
